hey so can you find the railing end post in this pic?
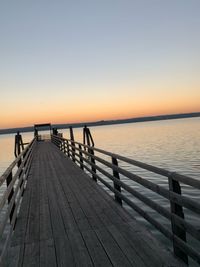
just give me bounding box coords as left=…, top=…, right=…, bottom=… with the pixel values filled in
left=168, top=172, right=188, bottom=265
left=112, top=157, right=122, bottom=206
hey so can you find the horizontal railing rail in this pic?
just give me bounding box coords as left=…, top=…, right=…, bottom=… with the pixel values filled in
left=0, top=137, right=36, bottom=262
left=51, top=134, right=200, bottom=265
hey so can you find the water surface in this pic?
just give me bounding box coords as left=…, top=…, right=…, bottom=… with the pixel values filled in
left=0, top=117, right=199, bottom=265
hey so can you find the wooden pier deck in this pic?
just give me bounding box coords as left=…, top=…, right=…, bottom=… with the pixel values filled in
left=3, top=142, right=184, bottom=266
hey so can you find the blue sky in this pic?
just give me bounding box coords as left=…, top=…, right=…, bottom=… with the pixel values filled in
left=0, top=1, right=200, bottom=128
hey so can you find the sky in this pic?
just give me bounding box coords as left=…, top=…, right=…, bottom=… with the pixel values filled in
left=0, top=0, right=200, bottom=129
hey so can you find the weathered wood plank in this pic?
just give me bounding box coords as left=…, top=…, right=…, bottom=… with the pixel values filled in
left=54, top=235, right=75, bottom=267
left=40, top=239, right=57, bottom=267
left=11, top=184, right=32, bottom=246
left=3, top=244, right=24, bottom=267
left=22, top=242, right=39, bottom=267
left=4, top=142, right=185, bottom=267
left=25, top=163, right=40, bottom=243
left=45, top=174, right=66, bottom=238
left=53, top=148, right=134, bottom=223
left=107, top=224, right=147, bottom=267
left=67, top=230, right=93, bottom=267
left=51, top=149, right=131, bottom=226
left=81, top=230, right=112, bottom=267
left=39, top=152, right=53, bottom=241
left=95, top=228, right=132, bottom=267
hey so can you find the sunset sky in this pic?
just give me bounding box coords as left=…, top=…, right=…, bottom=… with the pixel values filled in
left=0, top=1, right=200, bottom=129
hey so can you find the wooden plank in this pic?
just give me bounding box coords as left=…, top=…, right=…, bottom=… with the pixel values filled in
left=54, top=235, right=75, bottom=267
left=40, top=239, right=57, bottom=267
left=54, top=148, right=134, bottom=223
left=5, top=142, right=185, bottom=267
left=65, top=175, right=128, bottom=229
left=95, top=228, right=132, bottom=267
left=107, top=224, right=147, bottom=267
left=116, top=221, right=178, bottom=267
left=47, top=150, right=94, bottom=233
left=51, top=150, right=128, bottom=228
left=55, top=156, right=184, bottom=266
left=45, top=152, right=111, bottom=266
left=49, top=147, right=175, bottom=266
left=51, top=157, right=111, bottom=231
left=39, top=182, right=53, bottom=241
left=22, top=242, right=39, bottom=267
left=52, top=143, right=184, bottom=266
left=45, top=174, right=66, bottom=238
left=11, top=176, right=33, bottom=246
left=3, top=244, right=24, bottom=267
left=25, top=157, right=40, bottom=243
left=39, top=152, right=53, bottom=241
left=82, top=230, right=112, bottom=267
left=44, top=153, right=79, bottom=233
left=67, top=230, right=93, bottom=267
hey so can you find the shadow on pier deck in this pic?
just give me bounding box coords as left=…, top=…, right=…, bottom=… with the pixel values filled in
left=3, top=142, right=184, bottom=266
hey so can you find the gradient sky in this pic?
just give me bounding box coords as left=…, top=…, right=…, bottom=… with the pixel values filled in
left=0, top=1, right=200, bottom=129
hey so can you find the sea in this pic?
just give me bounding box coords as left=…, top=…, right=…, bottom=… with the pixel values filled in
left=0, top=117, right=199, bottom=265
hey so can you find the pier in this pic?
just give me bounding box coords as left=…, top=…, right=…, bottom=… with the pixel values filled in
left=0, top=126, right=200, bottom=266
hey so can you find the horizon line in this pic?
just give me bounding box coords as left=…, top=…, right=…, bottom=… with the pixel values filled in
left=0, top=111, right=200, bottom=134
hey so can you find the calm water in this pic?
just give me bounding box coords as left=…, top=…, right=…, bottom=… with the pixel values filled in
left=0, top=117, right=199, bottom=265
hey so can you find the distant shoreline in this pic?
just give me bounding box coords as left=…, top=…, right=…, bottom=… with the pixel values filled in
left=0, top=112, right=200, bottom=135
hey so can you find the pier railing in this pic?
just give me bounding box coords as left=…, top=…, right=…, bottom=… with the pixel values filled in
left=0, top=137, right=36, bottom=261
left=51, top=134, right=200, bottom=265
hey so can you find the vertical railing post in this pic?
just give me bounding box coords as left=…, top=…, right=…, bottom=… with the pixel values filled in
left=89, top=147, right=97, bottom=181
left=168, top=172, right=188, bottom=265
left=69, top=127, right=75, bottom=162
left=112, top=157, right=122, bottom=205
left=79, top=144, right=84, bottom=170
left=83, top=126, right=96, bottom=181
left=14, top=131, right=24, bottom=160
left=61, top=141, right=64, bottom=153
left=66, top=140, right=70, bottom=157
left=58, top=139, right=61, bottom=150
left=71, top=141, right=76, bottom=162
left=6, top=172, right=16, bottom=223
left=64, top=140, right=67, bottom=155
left=14, top=132, right=25, bottom=194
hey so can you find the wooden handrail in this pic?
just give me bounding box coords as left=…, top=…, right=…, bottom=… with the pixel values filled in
left=68, top=147, right=200, bottom=236
left=52, top=135, right=200, bottom=189
left=51, top=134, right=200, bottom=265
left=52, top=136, right=200, bottom=212
left=65, top=151, right=200, bottom=264
left=0, top=138, right=36, bottom=186
left=0, top=137, right=36, bottom=261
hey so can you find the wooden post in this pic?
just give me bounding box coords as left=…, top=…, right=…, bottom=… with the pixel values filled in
left=64, top=140, right=67, bottom=154
left=14, top=132, right=24, bottom=161
left=66, top=140, right=70, bottom=157
left=14, top=132, right=25, bottom=194
left=61, top=141, right=64, bottom=153
left=83, top=126, right=94, bottom=147
left=6, top=172, right=16, bottom=223
left=89, top=148, right=97, bottom=181
left=83, top=126, right=96, bottom=181
left=69, top=127, right=75, bottom=162
left=112, top=157, right=122, bottom=205
left=168, top=173, right=188, bottom=265
left=79, top=144, right=84, bottom=170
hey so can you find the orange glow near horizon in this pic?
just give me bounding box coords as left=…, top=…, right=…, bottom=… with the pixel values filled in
left=1, top=87, right=200, bottom=129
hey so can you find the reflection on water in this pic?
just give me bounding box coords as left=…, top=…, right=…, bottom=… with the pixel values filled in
left=0, top=117, right=199, bottom=265
left=63, top=117, right=200, bottom=178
